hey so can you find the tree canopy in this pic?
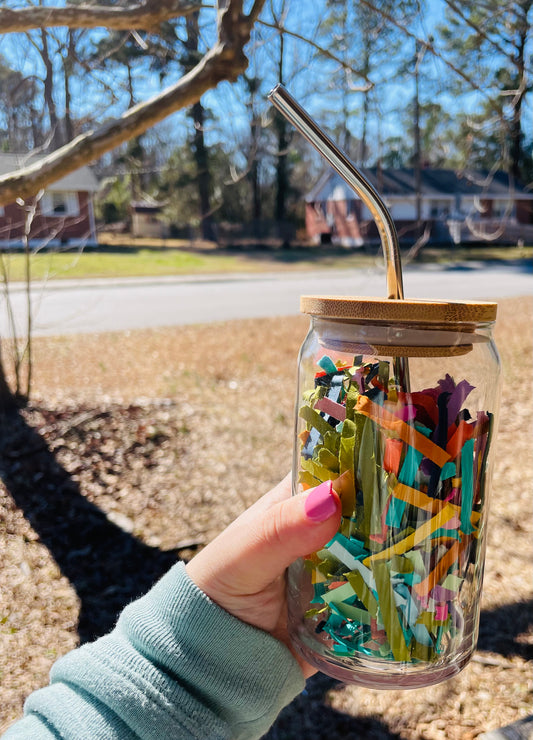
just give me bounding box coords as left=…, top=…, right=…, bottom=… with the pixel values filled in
left=0, top=0, right=529, bottom=237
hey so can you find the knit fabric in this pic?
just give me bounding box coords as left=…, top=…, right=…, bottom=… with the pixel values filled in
left=3, top=562, right=304, bottom=739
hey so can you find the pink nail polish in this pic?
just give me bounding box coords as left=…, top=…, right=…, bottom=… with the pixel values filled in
left=304, top=480, right=337, bottom=522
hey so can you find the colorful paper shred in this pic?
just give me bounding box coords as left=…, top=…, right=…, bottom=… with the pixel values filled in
left=298, top=355, right=493, bottom=665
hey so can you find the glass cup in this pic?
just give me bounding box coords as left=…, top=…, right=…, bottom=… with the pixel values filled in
left=288, top=296, right=501, bottom=689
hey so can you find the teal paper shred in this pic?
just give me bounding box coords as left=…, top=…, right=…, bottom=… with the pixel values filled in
left=440, top=461, right=456, bottom=481
left=332, top=644, right=354, bottom=656
left=398, top=446, right=423, bottom=486
left=414, top=423, right=432, bottom=437
left=460, top=438, right=475, bottom=535
left=386, top=497, right=407, bottom=528
left=324, top=612, right=346, bottom=631
left=324, top=624, right=355, bottom=649
left=431, top=527, right=461, bottom=540
left=311, top=583, right=327, bottom=604
left=435, top=625, right=445, bottom=653
left=358, top=644, right=380, bottom=657
left=398, top=570, right=422, bottom=586
left=327, top=532, right=367, bottom=559
left=318, top=355, right=339, bottom=375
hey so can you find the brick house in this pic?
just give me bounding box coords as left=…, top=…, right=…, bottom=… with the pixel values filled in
left=0, top=153, right=99, bottom=248
left=305, top=168, right=533, bottom=246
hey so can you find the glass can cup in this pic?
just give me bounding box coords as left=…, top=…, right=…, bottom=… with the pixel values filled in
left=288, top=296, right=501, bottom=689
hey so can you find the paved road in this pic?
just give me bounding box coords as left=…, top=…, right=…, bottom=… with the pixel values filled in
left=2, top=260, right=531, bottom=337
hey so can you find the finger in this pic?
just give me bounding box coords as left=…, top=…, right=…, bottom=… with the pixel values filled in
left=233, top=473, right=292, bottom=526
left=189, top=480, right=341, bottom=597
left=234, top=480, right=342, bottom=591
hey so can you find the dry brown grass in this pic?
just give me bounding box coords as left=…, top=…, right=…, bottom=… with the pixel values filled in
left=0, top=297, right=531, bottom=738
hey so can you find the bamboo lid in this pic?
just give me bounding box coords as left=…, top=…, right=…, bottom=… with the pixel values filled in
left=300, top=296, right=497, bottom=325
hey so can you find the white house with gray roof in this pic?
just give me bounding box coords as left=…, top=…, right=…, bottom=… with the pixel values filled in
left=305, top=168, right=533, bottom=246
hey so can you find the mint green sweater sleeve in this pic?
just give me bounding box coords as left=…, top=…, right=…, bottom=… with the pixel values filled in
left=2, top=562, right=305, bottom=740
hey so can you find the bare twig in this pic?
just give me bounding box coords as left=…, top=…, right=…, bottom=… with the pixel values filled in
left=442, top=0, right=513, bottom=62
left=257, top=18, right=374, bottom=89
left=357, top=0, right=496, bottom=107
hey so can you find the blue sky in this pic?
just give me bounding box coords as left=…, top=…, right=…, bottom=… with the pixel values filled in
left=0, top=0, right=530, bottom=168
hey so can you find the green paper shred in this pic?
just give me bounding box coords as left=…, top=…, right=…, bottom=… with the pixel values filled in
left=347, top=570, right=379, bottom=619
left=299, top=404, right=334, bottom=439
left=371, top=561, right=410, bottom=662
left=358, top=418, right=383, bottom=538
left=317, top=447, right=340, bottom=473
left=301, top=457, right=337, bottom=482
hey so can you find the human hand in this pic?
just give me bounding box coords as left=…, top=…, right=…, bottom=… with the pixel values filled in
left=186, top=475, right=341, bottom=678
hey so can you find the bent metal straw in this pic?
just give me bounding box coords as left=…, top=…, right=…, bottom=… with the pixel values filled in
left=268, top=84, right=404, bottom=301
left=268, top=83, right=410, bottom=390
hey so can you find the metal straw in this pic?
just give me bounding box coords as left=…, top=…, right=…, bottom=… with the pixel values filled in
left=268, top=84, right=410, bottom=390
left=268, top=84, right=405, bottom=301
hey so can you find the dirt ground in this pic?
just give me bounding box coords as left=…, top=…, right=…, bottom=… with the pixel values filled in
left=0, top=295, right=531, bottom=738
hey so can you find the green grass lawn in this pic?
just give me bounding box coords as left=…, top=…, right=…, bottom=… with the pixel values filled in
left=0, top=243, right=531, bottom=282
left=0, top=248, right=244, bottom=282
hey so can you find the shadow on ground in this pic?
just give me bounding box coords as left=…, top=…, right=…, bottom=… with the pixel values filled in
left=478, top=598, right=533, bottom=661
left=0, top=408, right=180, bottom=643
left=264, top=672, right=403, bottom=740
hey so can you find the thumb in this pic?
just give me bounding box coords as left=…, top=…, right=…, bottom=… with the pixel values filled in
left=188, top=480, right=342, bottom=599
left=242, top=480, right=342, bottom=590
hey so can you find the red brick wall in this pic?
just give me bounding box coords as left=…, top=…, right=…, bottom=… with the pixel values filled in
left=516, top=200, right=533, bottom=224
left=0, top=191, right=93, bottom=243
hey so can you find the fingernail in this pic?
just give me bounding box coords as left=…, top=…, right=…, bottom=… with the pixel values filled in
left=304, top=481, right=337, bottom=522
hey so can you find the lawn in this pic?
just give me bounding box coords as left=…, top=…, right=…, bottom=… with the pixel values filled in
left=0, top=241, right=531, bottom=282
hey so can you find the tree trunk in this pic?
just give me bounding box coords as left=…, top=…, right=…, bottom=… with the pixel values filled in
left=359, top=38, right=371, bottom=165
left=191, top=100, right=215, bottom=240
left=275, top=29, right=287, bottom=225
left=63, top=30, right=76, bottom=143
left=509, top=24, right=527, bottom=181
left=0, top=344, right=17, bottom=413
left=275, top=111, right=288, bottom=224
left=185, top=11, right=215, bottom=241
left=40, top=27, right=63, bottom=149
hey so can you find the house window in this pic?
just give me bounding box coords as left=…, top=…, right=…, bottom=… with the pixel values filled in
left=41, top=191, right=80, bottom=217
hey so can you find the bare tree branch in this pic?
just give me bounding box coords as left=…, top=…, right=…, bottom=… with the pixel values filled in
left=257, top=18, right=374, bottom=89
left=0, top=0, right=265, bottom=206
left=0, top=0, right=203, bottom=34
left=357, top=0, right=494, bottom=105
left=442, top=0, right=512, bottom=63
